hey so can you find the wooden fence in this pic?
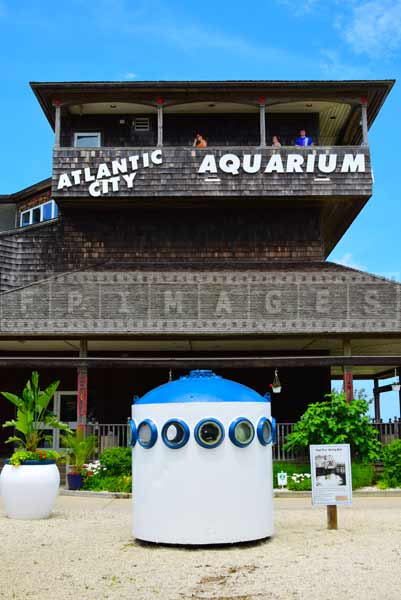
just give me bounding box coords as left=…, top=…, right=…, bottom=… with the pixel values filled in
left=87, top=419, right=401, bottom=461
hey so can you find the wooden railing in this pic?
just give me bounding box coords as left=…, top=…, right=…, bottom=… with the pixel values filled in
left=87, top=419, right=401, bottom=461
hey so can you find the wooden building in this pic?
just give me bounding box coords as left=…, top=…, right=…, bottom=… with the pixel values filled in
left=0, top=79, right=400, bottom=454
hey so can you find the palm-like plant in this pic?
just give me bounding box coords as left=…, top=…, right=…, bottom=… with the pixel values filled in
left=2, top=371, right=70, bottom=452
left=61, top=429, right=97, bottom=474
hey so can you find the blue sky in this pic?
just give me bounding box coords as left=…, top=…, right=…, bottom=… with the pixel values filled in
left=0, top=0, right=400, bottom=417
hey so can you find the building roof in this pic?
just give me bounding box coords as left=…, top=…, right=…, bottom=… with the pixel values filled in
left=0, top=177, right=51, bottom=204
left=30, top=79, right=395, bottom=137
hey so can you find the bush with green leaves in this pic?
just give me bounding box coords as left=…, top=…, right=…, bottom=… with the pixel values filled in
left=82, top=446, right=132, bottom=492
left=98, top=447, right=132, bottom=476
left=9, top=449, right=61, bottom=467
left=380, top=439, right=401, bottom=488
left=1, top=371, right=70, bottom=458
left=284, top=391, right=381, bottom=462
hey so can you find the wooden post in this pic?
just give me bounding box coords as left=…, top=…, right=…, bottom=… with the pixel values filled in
left=373, top=377, right=381, bottom=421
left=361, top=99, right=368, bottom=146
left=157, top=103, right=163, bottom=147
left=343, top=339, right=353, bottom=403
left=54, top=103, right=61, bottom=148
left=259, top=102, right=266, bottom=147
left=77, top=340, right=88, bottom=433
left=327, top=505, right=338, bottom=529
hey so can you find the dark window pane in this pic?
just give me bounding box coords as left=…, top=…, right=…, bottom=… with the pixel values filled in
left=21, top=211, right=30, bottom=227
left=75, top=133, right=100, bottom=148
left=60, top=394, right=77, bottom=421
left=32, top=207, right=41, bottom=224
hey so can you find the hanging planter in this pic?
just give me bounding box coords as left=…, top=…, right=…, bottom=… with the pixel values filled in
left=270, top=369, right=282, bottom=394
left=392, top=368, right=400, bottom=392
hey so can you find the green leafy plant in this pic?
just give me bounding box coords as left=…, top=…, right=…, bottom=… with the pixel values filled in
left=284, top=391, right=381, bottom=462
left=98, top=447, right=131, bottom=476
left=9, top=449, right=61, bottom=466
left=61, top=429, right=97, bottom=475
left=287, top=472, right=312, bottom=491
left=82, top=447, right=132, bottom=492
left=2, top=371, right=70, bottom=454
left=380, top=439, right=401, bottom=488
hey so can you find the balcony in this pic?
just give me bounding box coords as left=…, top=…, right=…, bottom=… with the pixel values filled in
left=52, top=145, right=372, bottom=201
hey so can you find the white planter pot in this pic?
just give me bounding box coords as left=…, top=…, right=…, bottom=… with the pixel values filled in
left=0, top=462, right=60, bottom=520
left=272, top=386, right=281, bottom=393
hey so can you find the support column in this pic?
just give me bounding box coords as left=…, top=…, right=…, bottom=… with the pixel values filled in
left=54, top=102, right=61, bottom=148
left=361, top=98, right=368, bottom=146
left=77, top=339, right=88, bottom=433
left=157, top=98, right=163, bottom=147
left=343, top=339, right=353, bottom=403
left=259, top=99, right=266, bottom=147
left=373, top=377, right=381, bottom=421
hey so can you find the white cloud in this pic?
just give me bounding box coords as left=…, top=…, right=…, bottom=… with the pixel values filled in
left=319, top=49, right=372, bottom=78
left=277, top=0, right=322, bottom=16
left=123, top=72, right=137, bottom=80
left=340, top=0, right=401, bottom=58
left=333, top=252, right=367, bottom=271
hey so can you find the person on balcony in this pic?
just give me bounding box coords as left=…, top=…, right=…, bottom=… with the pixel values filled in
left=271, top=135, right=282, bottom=147
left=295, top=129, right=313, bottom=146
left=193, top=133, right=208, bottom=148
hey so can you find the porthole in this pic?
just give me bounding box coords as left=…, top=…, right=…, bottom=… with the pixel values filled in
left=137, top=419, right=158, bottom=448
left=229, top=417, right=255, bottom=448
left=129, top=419, right=137, bottom=447
left=257, top=417, right=273, bottom=446
left=162, top=419, right=190, bottom=449
left=195, top=418, right=224, bottom=449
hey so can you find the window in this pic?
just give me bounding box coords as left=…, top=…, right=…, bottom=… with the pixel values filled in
left=133, top=118, right=150, bottom=132
left=74, top=132, right=101, bottom=148
left=229, top=418, right=254, bottom=448
left=20, top=200, right=58, bottom=228
left=137, top=419, right=158, bottom=448
left=257, top=417, right=273, bottom=446
left=162, top=419, right=190, bottom=449
left=194, top=418, right=224, bottom=449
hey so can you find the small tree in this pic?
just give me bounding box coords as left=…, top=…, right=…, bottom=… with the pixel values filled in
left=2, top=371, right=70, bottom=452
left=284, top=391, right=381, bottom=462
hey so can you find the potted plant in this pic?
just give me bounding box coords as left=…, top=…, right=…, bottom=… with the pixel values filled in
left=61, top=429, right=97, bottom=490
left=0, top=371, right=71, bottom=519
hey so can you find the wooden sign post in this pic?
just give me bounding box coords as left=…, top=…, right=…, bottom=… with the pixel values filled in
left=326, top=505, right=338, bottom=530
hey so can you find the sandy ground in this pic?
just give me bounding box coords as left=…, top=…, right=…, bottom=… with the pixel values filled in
left=0, top=496, right=400, bottom=600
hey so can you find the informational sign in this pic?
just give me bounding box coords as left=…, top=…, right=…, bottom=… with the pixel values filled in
left=310, top=444, right=352, bottom=506
left=277, top=471, right=288, bottom=488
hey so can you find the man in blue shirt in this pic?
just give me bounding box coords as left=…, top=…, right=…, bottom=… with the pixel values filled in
left=295, top=129, right=313, bottom=146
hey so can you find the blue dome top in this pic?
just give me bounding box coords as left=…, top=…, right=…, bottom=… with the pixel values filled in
left=134, top=370, right=270, bottom=405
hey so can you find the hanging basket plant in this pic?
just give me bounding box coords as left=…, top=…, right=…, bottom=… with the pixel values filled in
left=270, top=369, right=282, bottom=394
left=391, top=368, right=400, bottom=392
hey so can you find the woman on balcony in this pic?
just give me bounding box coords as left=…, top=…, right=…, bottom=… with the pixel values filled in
left=193, top=133, right=208, bottom=148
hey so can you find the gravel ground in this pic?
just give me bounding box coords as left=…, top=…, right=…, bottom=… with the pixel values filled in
left=0, top=495, right=400, bottom=600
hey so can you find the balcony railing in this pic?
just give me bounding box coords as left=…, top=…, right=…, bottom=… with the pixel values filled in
left=52, top=145, right=372, bottom=200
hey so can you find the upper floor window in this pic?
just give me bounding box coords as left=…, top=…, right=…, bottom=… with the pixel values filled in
left=20, top=200, right=58, bottom=228
left=74, top=132, right=101, bottom=148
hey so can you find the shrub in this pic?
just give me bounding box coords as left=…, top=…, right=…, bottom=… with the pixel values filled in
left=287, top=473, right=311, bottom=491
left=351, top=463, right=376, bottom=489
left=381, top=439, right=401, bottom=488
left=83, top=474, right=132, bottom=493
left=99, top=447, right=131, bottom=476
left=284, top=391, right=381, bottom=463
left=9, top=449, right=60, bottom=466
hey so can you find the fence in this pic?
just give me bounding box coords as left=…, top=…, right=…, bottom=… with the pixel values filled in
left=87, top=419, right=401, bottom=461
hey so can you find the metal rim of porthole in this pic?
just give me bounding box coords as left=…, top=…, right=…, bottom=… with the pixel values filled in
left=256, top=417, right=273, bottom=446
left=194, top=418, right=225, bottom=449
left=137, top=419, right=158, bottom=449
left=229, top=417, right=255, bottom=448
left=161, top=419, right=190, bottom=449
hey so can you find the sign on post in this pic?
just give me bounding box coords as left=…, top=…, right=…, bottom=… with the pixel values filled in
left=277, top=471, right=288, bottom=488
left=310, top=444, right=352, bottom=506
left=310, top=444, right=352, bottom=529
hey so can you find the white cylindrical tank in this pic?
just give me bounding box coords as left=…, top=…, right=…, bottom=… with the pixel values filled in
left=131, top=370, right=275, bottom=545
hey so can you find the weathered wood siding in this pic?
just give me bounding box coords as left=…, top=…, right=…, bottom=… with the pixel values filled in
left=52, top=146, right=372, bottom=199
